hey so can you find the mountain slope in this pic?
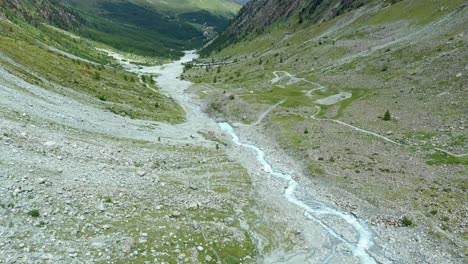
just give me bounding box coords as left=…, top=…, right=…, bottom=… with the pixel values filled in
left=64, top=0, right=241, bottom=58
left=0, top=8, right=257, bottom=263
left=184, top=0, right=468, bottom=261
left=1, top=0, right=242, bottom=58
left=0, top=0, right=80, bottom=28
left=203, top=0, right=371, bottom=54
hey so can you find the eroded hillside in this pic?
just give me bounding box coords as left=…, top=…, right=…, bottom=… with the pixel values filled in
left=185, top=0, right=468, bottom=262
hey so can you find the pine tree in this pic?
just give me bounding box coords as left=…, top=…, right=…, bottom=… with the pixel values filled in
left=383, top=110, right=391, bottom=121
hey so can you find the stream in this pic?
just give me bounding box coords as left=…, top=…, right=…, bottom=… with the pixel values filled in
left=218, top=123, right=377, bottom=264
left=104, top=50, right=380, bottom=263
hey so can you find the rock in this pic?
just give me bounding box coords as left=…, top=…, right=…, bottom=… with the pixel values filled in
left=23, top=186, right=33, bottom=192
left=224, top=217, right=235, bottom=225
left=120, top=237, right=136, bottom=254
left=44, top=141, right=56, bottom=148
left=205, top=255, right=213, bottom=262
left=102, top=224, right=111, bottom=230
left=386, top=131, right=393, bottom=136
left=187, top=202, right=199, bottom=210
left=38, top=178, right=46, bottom=184
left=170, top=211, right=181, bottom=218
left=192, top=221, right=199, bottom=230
left=97, top=202, right=105, bottom=211
left=196, top=245, right=204, bottom=251
left=137, top=171, right=146, bottom=177
left=189, top=185, right=198, bottom=190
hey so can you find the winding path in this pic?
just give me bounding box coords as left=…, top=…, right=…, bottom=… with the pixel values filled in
left=271, top=71, right=326, bottom=95
left=311, top=106, right=467, bottom=157
left=251, top=99, right=286, bottom=126
left=101, top=50, right=386, bottom=263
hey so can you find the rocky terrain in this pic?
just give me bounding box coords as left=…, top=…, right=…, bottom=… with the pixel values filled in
left=0, top=0, right=467, bottom=263
left=185, top=0, right=468, bottom=262
left=0, top=50, right=262, bottom=263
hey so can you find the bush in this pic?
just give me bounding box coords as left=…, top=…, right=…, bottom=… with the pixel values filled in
left=402, top=216, right=412, bottom=226
left=28, top=209, right=40, bottom=217
left=383, top=110, right=391, bottom=121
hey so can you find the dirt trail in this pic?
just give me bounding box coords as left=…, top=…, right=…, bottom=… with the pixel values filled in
left=311, top=106, right=467, bottom=157
left=250, top=99, right=286, bottom=126
left=103, top=51, right=389, bottom=263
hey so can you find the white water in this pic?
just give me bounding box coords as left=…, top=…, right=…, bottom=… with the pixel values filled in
left=219, top=122, right=377, bottom=264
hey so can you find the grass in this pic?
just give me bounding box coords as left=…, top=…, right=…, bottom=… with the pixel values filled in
left=0, top=20, right=185, bottom=123
left=363, top=0, right=466, bottom=26
left=425, top=152, right=468, bottom=166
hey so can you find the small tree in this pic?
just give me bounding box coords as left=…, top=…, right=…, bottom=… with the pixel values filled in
left=298, top=13, right=304, bottom=24
left=383, top=110, right=391, bottom=121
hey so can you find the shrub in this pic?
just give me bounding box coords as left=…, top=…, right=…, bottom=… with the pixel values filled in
left=402, top=216, right=412, bottom=226
left=28, top=210, right=40, bottom=217
left=383, top=110, right=391, bottom=121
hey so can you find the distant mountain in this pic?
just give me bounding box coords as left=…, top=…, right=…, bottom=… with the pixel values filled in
left=0, top=0, right=242, bottom=58
left=202, top=0, right=370, bottom=54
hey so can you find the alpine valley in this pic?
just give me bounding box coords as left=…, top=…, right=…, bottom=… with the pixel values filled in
left=0, top=0, right=466, bottom=263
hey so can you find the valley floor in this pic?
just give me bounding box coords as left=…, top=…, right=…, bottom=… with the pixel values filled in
left=1, top=46, right=464, bottom=263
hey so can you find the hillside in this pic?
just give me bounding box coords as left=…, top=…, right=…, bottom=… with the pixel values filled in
left=185, top=0, right=468, bottom=262
left=1, top=0, right=467, bottom=263
left=0, top=3, right=256, bottom=263
left=203, top=0, right=372, bottom=54
left=0, top=0, right=241, bottom=58
left=0, top=0, right=80, bottom=28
